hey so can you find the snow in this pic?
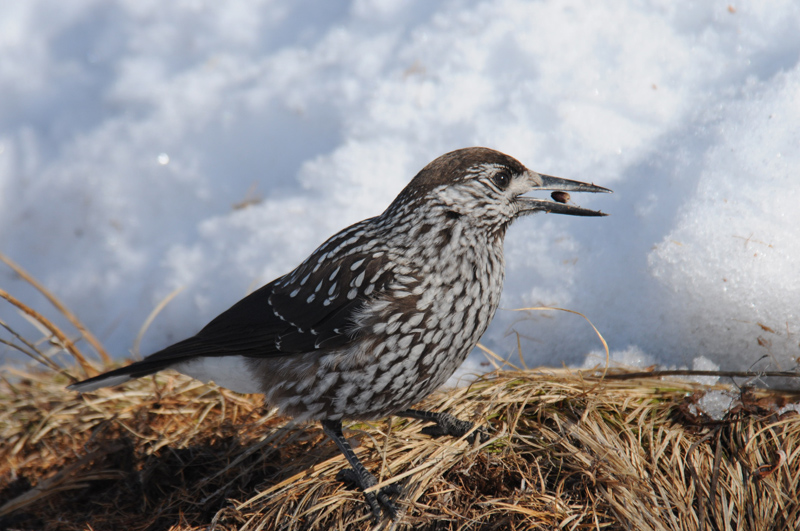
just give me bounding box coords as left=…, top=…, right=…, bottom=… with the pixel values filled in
left=1, top=1, right=799, bottom=382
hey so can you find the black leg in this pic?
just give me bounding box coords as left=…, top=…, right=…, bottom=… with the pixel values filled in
left=396, top=409, right=488, bottom=443
left=321, top=419, right=399, bottom=521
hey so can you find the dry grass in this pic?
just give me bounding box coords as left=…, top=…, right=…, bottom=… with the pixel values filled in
left=2, top=254, right=800, bottom=530
left=2, top=366, right=799, bottom=531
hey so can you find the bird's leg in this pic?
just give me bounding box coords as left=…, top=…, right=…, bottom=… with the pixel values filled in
left=396, top=409, right=488, bottom=443
left=321, top=419, right=400, bottom=521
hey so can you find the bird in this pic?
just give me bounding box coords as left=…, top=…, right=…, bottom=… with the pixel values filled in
left=69, top=147, right=611, bottom=520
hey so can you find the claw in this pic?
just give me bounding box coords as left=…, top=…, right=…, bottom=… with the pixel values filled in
left=465, top=426, right=492, bottom=444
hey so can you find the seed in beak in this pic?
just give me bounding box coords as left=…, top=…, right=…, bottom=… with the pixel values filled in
left=551, top=191, right=571, bottom=204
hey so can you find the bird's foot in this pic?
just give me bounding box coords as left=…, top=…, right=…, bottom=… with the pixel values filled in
left=321, top=419, right=401, bottom=522
left=336, top=468, right=401, bottom=521
left=397, top=409, right=490, bottom=444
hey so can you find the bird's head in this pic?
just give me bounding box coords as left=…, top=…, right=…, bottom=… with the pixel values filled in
left=391, top=147, right=611, bottom=232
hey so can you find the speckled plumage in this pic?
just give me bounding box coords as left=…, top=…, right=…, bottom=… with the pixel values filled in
left=70, top=147, right=610, bottom=519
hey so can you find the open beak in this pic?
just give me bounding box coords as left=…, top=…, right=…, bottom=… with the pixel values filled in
left=517, top=173, right=612, bottom=217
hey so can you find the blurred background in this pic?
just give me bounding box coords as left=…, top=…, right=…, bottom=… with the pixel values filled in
left=1, top=0, right=799, bottom=377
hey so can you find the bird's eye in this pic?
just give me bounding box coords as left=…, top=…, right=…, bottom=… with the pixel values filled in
left=492, top=169, right=511, bottom=189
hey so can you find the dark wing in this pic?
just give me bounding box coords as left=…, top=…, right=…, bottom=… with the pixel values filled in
left=267, top=249, right=396, bottom=352
left=190, top=248, right=395, bottom=356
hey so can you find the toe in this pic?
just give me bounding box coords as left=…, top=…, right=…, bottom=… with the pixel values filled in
left=420, top=425, right=448, bottom=438
left=376, top=490, right=398, bottom=520
left=335, top=467, right=359, bottom=486
left=363, top=491, right=383, bottom=522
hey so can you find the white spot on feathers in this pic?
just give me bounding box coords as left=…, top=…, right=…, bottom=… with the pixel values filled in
left=350, top=258, right=365, bottom=270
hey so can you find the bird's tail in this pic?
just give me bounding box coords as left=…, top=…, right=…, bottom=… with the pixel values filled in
left=67, top=336, right=204, bottom=392
left=67, top=358, right=171, bottom=392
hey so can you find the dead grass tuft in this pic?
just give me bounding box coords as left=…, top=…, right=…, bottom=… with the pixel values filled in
left=1, top=366, right=799, bottom=530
